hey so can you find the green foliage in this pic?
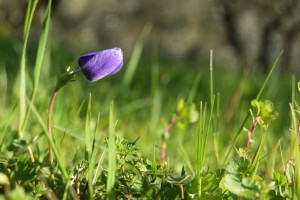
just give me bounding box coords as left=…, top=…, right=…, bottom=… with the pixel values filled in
left=1, top=0, right=300, bottom=199
left=65, top=137, right=194, bottom=199
left=176, top=98, right=199, bottom=129
left=223, top=156, right=258, bottom=199
left=251, top=99, right=279, bottom=127
left=0, top=156, right=48, bottom=199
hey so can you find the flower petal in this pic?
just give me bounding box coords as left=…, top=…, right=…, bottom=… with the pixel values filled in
left=78, top=47, right=123, bottom=81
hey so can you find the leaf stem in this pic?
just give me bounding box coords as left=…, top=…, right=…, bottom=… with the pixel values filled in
left=160, top=115, right=179, bottom=166
left=180, top=184, right=184, bottom=200
left=48, top=89, right=57, bottom=187
left=246, top=116, right=261, bottom=148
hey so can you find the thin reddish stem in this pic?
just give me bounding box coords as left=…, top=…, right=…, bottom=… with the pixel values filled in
left=246, top=116, right=261, bottom=148
left=160, top=115, right=179, bottom=166
left=180, top=184, right=184, bottom=200
left=48, top=90, right=57, bottom=187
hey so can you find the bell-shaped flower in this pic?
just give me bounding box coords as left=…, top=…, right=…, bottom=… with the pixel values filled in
left=78, top=47, right=123, bottom=81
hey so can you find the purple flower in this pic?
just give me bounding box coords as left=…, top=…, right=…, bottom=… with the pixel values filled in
left=78, top=47, right=123, bottom=81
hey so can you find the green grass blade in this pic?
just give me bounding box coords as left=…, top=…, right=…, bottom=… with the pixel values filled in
left=85, top=93, right=92, bottom=160
left=18, top=0, right=38, bottom=138
left=196, top=101, right=207, bottom=195
left=23, top=0, right=38, bottom=40
left=213, top=93, right=221, bottom=165
left=187, top=73, right=201, bottom=104
left=88, top=149, right=97, bottom=199
left=295, top=135, right=300, bottom=199
left=88, top=112, right=101, bottom=198
left=33, top=0, right=51, bottom=95
left=27, top=98, right=68, bottom=180
left=196, top=56, right=216, bottom=194
left=122, top=24, right=151, bottom=88
left=22, top=0, right=52, bottom=131
left=222, top=50, right=283, bottom=166
left=19, top=53, right=27, bottom=138
left=292, top=84, right=300, bottom=200
left=178, top=143, right=195, bottom=175
left=209, top=49, right=214, bottom=107
left=23, top=0, right=31, bottom=40
left=248, top=129, right=267, bottom=180
left=0, top=105, right=17, bottom=150
left=255, top=50, right=283, bottom=100
left=107, top=101, right=116, bottom=199
left=292, top=75, right=295, bottom=104
left=19, top=0, right=39, bottom=137
left=93, top=147, right=106, bottom=185
left=91, top=112, right=101, bottom=154
left=290, top=103, right=298, bottom=158
left=196, top=102, right=202, bottom=194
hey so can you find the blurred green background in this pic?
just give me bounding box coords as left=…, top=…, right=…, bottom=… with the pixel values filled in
left=2, top=0, right=300, bottom=72
left=0, top=0, right=299, bottom=169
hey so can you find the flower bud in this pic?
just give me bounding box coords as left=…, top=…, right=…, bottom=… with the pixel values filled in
left=78, top=47, right=123, bottom=81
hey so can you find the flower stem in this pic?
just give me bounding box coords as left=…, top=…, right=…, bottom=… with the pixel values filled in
left=46, top=67, right=80, bottom=188
left=160, top=115, right=179, bottom=166
left=48, top=90, right=57, bottom=187
left=180, top=184, right=184, bottom=200
left=246, top=116, right=261, bottom=148
left=69, top=68, right=82, bottom=77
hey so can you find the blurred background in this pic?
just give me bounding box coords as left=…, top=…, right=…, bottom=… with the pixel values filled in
left=1, top=0, right=300, bottom=73
left=0, top=0, right=299, bottom=167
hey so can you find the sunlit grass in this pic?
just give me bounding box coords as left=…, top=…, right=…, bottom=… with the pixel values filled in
left=1, top=1, right=300, bottom=199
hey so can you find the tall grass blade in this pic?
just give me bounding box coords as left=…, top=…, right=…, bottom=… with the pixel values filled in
left=88, top=149, right=97, bottom=199
left=91, top=112, right=101, bottom=155
left=213, top=93, right=220, bottom=165
left=187, top=73, right=201, bottom=104
left=291, top=93, right=300, bottom=198
left=19, top=0, right=38, bottom=137
left=295, top=136, right=300, bottom=199
left=23, top=0, right=38, bottom=40
left=178, top=143, right=195, bottom=175
left=290, top=103, right=298, bottom=158
left=196, top=102, right=203, bottom=195
left=93, top=147, right=106, bottom=185
left=290, top=76, right=298, bottom=158
left=0, top=106, right=17, bottom=150
left=107, top=102, right=116, bottom=199
left=22, top=0, right=52, bottom=131
left=85, top=93, right=92, bottom=160
left=196, top=101, right=207, bottom=195
left=27, top=98, right=68, bottom=180
left=222, top=50, right=284, bottom=166
left=88, top=112, right=101, bottom=198
left=289, top=81, right=300, bottom=198
left=292, top=78, right=300, bottom=199
left=255, top=50, right=283, bottom=100
left=248, top=129, right=267, bottom=180
left=292, top=75, right=295, bottom=104
left=122, top=24, right=151, bottom=88
left=209, top=49, right=214, bottom=107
